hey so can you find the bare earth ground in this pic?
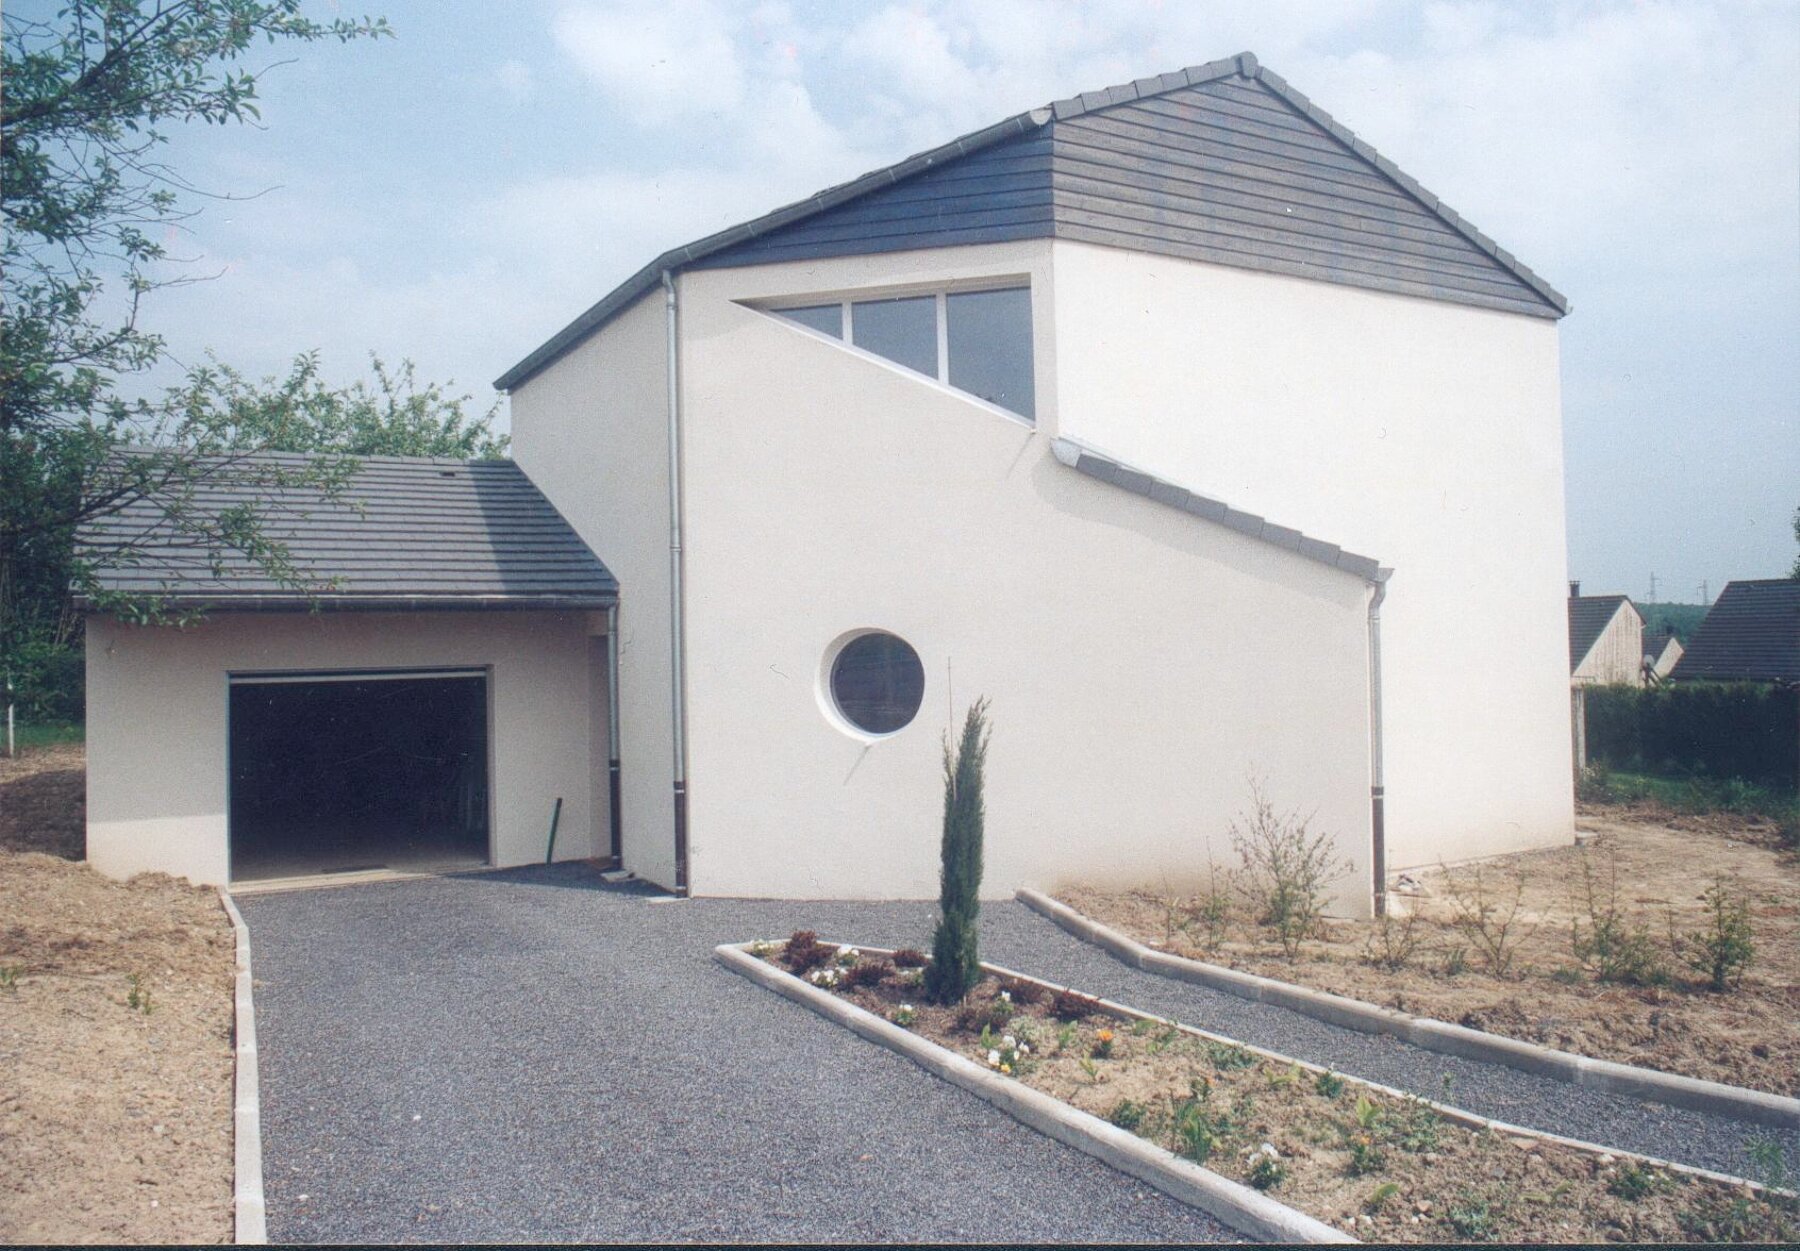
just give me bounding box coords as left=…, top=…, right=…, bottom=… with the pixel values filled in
left=764, top=944, right=1797, bottom=1243
left=0, top=744, right=234, bottom=1245
left=1060, top=807, right=1800, bottom=1097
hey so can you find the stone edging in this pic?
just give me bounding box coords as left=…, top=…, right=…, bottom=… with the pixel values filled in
left=1017, top=887, right=1800, bottom=1132
left=714, top=942, right=1355, bottom=1244
left=217, top=891, right=267, bottom=1246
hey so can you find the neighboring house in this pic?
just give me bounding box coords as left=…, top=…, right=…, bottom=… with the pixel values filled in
left=83, top=54, right=1575, bottom=914
left=1569, top=586, right=1646, bottom=686
left=1642, top=630, right=1684, bottom=684
left=1670, top=579, right=1800, bottom=684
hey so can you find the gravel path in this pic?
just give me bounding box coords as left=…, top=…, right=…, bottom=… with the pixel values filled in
left=240, top=867, right=1239, bottom=1245
left=241, top=866, right=1795, bottom=1243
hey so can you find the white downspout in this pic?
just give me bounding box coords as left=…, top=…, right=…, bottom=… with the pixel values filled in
left=663, top=270, right=690, bottom=895
left=1368, top=571, right=1391, bottom=917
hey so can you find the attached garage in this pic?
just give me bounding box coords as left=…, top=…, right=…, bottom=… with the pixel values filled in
left=80, top=453, right=621, bottom=888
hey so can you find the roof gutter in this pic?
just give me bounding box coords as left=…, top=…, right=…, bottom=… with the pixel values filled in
left=664, top=270, right=691, bottom=897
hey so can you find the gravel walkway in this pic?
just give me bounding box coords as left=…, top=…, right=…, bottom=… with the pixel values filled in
left=240, top=867, right=1238, bottom=1245
left=241, top=866, right=1796, bottom=1243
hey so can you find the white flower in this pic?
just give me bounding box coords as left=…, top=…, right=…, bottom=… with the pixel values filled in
left=1002, top=1035, right=1016, bottom=1047
left=1020, top=1044, right=1031, bottom=1054
left=900, top=1004, right=914, bottom=1012
left=999, top=990, right=1012, bottom=1003
left=987, top=1049, right=1001, bottom=1066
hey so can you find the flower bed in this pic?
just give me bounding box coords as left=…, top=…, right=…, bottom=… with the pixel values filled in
left=749, top=933, right=1797, bottom=1244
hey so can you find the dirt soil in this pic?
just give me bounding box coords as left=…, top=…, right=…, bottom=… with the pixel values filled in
left=759, top=943, right=1796, bottom=1244
left=0, top=744, right=235, bottom=1245
left=1059, top=806, right=1800, bottom=1097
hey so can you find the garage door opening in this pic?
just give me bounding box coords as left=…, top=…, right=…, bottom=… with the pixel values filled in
left=229, top=670, right=490, bottom=882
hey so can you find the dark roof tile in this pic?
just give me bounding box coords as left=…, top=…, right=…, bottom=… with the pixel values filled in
left=1670, top=580, right=1800, bottom=683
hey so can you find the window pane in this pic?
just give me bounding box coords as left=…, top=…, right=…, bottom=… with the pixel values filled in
left=776, top=304, right=843, bottom=338
left=947, top=287, right=1034, bottom=418
left=830, top=632, right=925, bottom=735
left=850, top=296, right=937, bottom=377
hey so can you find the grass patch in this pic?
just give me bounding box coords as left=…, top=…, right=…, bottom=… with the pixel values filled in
left=1579, top=766, right=1797, bottom=826
left=6, top=722, right=84, bottom=752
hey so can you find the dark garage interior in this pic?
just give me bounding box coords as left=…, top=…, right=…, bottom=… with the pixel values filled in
left=229, top=673, right=489, bottom=881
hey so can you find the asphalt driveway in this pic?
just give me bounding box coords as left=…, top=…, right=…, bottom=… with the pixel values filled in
left=240, top=866, right=1238, bottom=1244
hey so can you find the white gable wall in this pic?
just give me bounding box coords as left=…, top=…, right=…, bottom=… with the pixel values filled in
left=507, top=293, right=680, bottom=890
left=1573, top=603, right=1645, bottom=686
left=672, top=241, right=1378, bottom=910
left=1050, top=239, right=1574, bottom=870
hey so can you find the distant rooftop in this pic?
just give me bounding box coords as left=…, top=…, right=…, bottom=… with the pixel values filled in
left=1671, top=579, right=1800, bottom=683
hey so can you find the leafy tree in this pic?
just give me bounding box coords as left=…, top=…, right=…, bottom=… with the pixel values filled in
left=2, top=4, right=501, bottom=722
left=925, top=699, right=991, bottom=1005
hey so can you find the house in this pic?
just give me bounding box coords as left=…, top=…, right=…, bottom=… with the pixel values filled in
left=1568, top=585, right=1646, bottom=687
left=1670, top=579, right=1800, bottom=684
left=1642, top=630, right=1683, bottom=684
left=82, top=54, right=1575, bottom=914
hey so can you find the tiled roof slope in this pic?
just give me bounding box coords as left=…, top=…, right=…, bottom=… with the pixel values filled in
left=1569, top=595, right=1630, bottom=672
left=497, top=52, right=1566, bottom=392
left=1050, top=437, right=1386, bottom=583
left=78, top=451, right=618, bottom=611
left=1670, top=580, right=1800, bottom=683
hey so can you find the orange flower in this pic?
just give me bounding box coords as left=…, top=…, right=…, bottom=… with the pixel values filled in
left=1096, top=1029, right=1115, bottom=1044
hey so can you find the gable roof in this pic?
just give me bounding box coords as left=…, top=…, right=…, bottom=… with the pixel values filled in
left=1669, top=579, right=1800, bottom=683
left=1569, top=594, right=1633, bottom=672
left=78, top=451, right=617, bottom=612
left=1643, top=629, right=1678, bottom=660
left=496, top=52, right=1567, bottom=392
left=1050, top=437, right=1385, bottom=583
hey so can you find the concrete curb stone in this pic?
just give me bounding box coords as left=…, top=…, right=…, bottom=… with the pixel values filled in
left=1018, top=888, right=1800, bottom=1131
left=218, top=890, right=267, bottom=1246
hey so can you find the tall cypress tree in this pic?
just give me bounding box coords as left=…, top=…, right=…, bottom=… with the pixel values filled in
left=925, top=698, right=990, bottom=1005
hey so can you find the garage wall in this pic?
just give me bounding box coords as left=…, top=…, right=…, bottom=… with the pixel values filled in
left=85, top=610, right=597, bottom=885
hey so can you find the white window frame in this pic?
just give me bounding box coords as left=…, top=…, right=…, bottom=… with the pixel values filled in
left=754, top=278, right=1036, bottom=428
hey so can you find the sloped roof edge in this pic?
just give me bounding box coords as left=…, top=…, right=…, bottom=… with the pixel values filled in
left=495, top=51, right=1566, bottom=393
left=1049, top=436, right=1388, bottom=583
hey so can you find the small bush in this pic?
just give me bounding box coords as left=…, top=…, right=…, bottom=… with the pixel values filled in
left=1570, top=848, right=1668, bottom=986
left=1607, top=1162, right=1668, bottom=1202
left=1106, top=1098, right=1146, bottom=1132
left=1345, top=1134, right=1386, bottom=1176
left=1442, top=863, right=1536, bottom=978
left=839, top=959, right=889, bottom=989
left=1050, top=988, right=1103, bottom=1021
left=955, top=998, right=1014, bottom=1035
left=1172, top=1099, right=1222, bottom=1163
left=125, top=973, right=154, bottom=1014
left=1247, top=1153, right=1286, bottom=1191
left=1206, top=1041, right=1256, bottom=1072
left=1230, top=775, right=1349, bottom=960
left=782, top=930, right=833, bottom=974
left=994, top=975, right=1045, bottom=1006
left=1678, top=877, right=1756, bottom=991
left=1188, top=862, right=1236, bottom=951
left=1361, top=905, right=1422, bottom=971
left=1365, top=1181, right=1400, bottom=1213
left=1315, top=1069, right=1346, bottom=1099
left=1392, top=1097, right=1441, bottom=1153
left=1446, top=1193, right=1498, bottom=1241
left=890, top=948, right=928, bottom=968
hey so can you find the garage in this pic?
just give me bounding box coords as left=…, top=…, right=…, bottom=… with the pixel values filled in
left=79, top=452, right=622, bottom=888
left=228, top=670, right=491, bottom=882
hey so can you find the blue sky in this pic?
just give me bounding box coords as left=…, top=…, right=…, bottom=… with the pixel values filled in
left=113, top=1, right=1800, bottom=600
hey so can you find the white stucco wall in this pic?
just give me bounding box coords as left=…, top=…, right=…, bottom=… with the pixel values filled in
left=673, top=242, right=1378, bottom=910
left=85, top=610, right=598, bottom=886
left=508, top=293, right=680, bottom=889
left=1049, top=239, right=1575, bottom=870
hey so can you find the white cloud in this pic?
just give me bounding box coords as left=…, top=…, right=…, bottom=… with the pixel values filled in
left=552, top=0, right=746, bottom=124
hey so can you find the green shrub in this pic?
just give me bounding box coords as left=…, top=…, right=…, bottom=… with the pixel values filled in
left=1679, top=878, right=1756, bottom=991
left=1106, top=1098, right=1146, bottom=1133
left=1247, top=1153, right=1285, bottom=1190
left=1230, top=776, right=1348, bottom=960
left=1586, top=683, right=1799, bottom=790
left=924, top=699, right=990, bottom=1005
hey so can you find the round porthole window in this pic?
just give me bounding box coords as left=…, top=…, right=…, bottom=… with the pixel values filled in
left=829, top=631, right=925, bottom=736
